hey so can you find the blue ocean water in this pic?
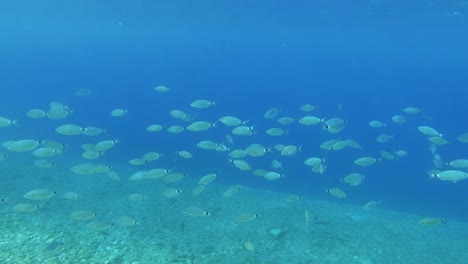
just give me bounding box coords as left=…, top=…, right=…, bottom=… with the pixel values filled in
left=1, top=1, right=468, bottom=262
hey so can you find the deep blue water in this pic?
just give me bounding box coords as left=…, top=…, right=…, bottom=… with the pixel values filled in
left=0, top=1, right=467, bottom=221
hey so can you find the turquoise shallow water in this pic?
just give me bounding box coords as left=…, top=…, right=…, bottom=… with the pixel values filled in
left=1, top=1, right=468, bottom=263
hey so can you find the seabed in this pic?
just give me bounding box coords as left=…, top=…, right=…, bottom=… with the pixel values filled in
left=0, top=165, right=467, bottom=264
left=0, top=162, right=468, bottom=264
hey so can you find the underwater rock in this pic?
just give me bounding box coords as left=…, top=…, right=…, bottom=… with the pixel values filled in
left=269, top=228, right=286, bottom=239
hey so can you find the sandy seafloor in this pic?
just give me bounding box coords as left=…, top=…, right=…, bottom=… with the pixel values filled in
left=1, top=161, right=467, bottom=264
